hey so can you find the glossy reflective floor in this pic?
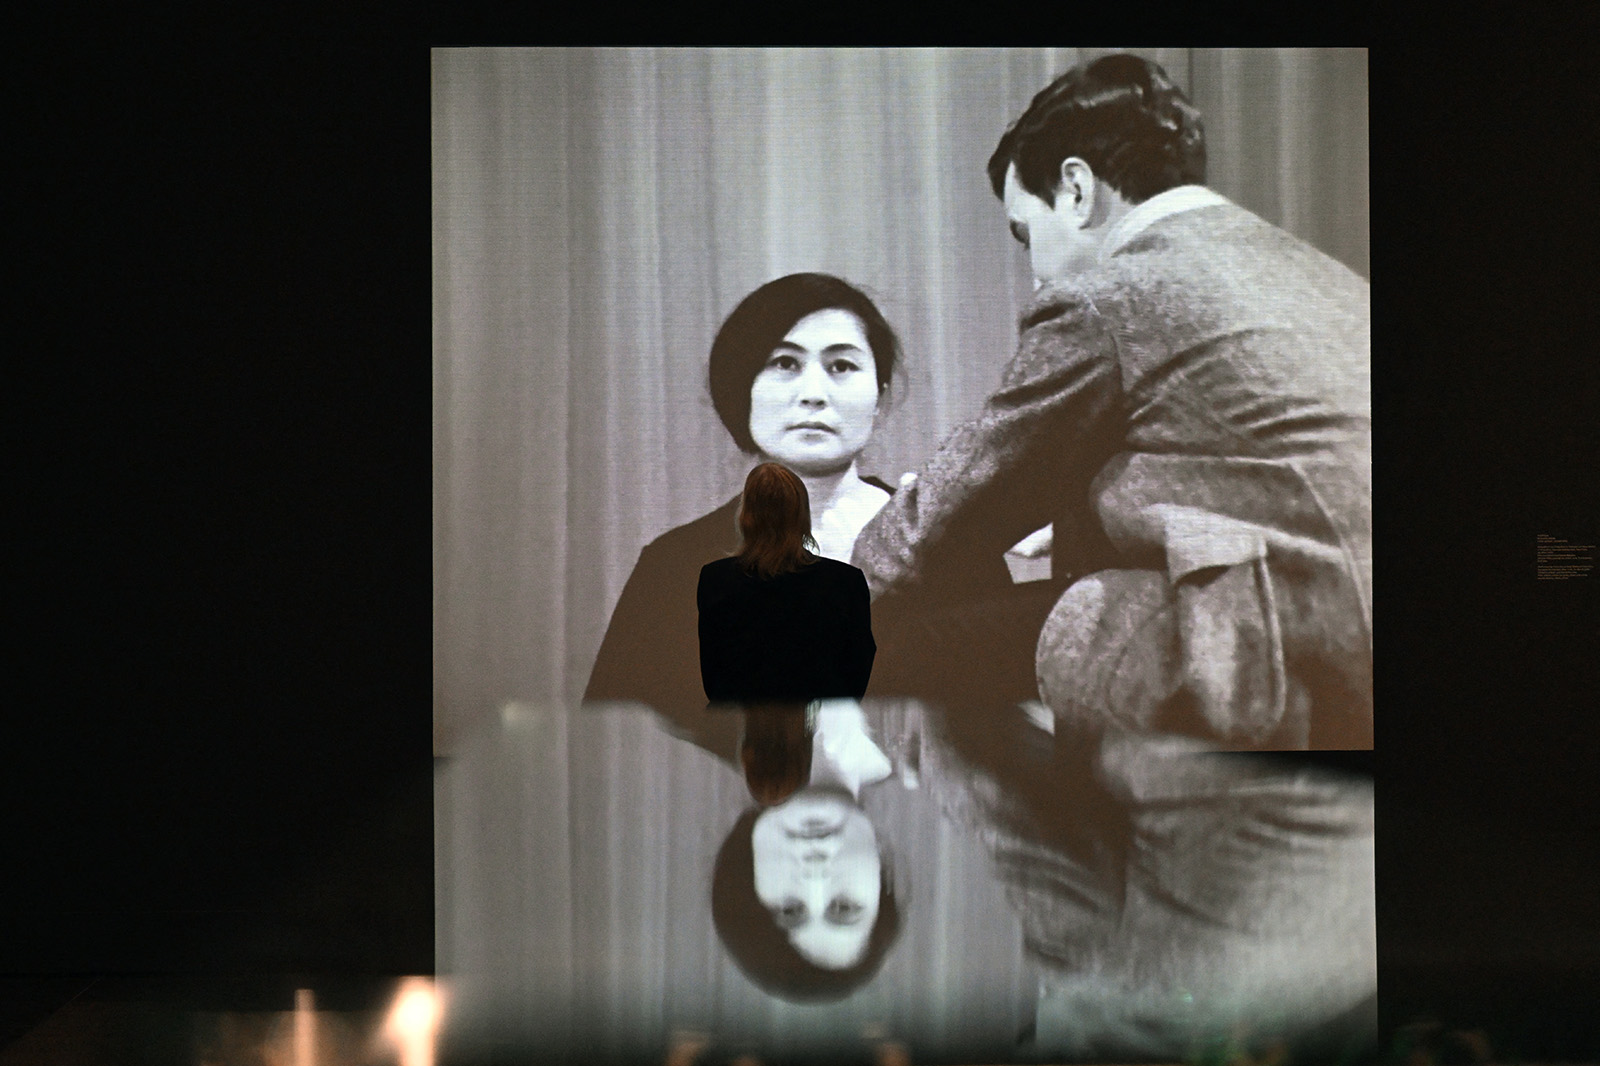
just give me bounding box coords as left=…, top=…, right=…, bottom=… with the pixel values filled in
left=0, top=979, right=423, bottom=1066
left=436, top=700, right=1376, bottom=1065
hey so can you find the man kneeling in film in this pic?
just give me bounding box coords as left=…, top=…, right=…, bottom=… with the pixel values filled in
left=854, top=53, right=1371, bottom=750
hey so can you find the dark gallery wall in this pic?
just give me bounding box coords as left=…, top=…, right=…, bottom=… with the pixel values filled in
left=1366, top=14, right=1600, bottom=1057
left=8, top=43, right=432, bottom=984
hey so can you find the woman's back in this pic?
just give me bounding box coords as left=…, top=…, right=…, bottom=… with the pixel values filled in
left=697, top=556, right=875, bottom=705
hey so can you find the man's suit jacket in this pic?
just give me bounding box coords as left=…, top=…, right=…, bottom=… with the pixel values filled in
left=697, top=555, right=876, bottom=705
left=852, top=195, right=1371, bottom=748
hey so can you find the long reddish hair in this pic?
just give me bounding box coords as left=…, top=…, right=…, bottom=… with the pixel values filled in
left=739, top=704, right=814, bottom=806
left=736, top=462, right=817, bottom=578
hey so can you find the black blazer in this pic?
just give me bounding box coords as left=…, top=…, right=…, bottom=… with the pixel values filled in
left=697, top=555, right=876, bottom=704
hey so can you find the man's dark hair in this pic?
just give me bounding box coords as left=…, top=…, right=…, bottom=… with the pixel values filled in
left=709, top=273, right=900, bottom=454
left=710, top=807, right=902, bottom=1001
left=988, top=53, right=1205, bottom=206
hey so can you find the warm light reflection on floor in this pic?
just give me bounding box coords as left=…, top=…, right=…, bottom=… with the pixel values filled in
left=383, top=977, right=442, bottom=1066
left=196, top=1006, right=370, bottom=1066
left=188, top=979, right=444, bottom=1066
left=293, top=989, right=315, bottom=1066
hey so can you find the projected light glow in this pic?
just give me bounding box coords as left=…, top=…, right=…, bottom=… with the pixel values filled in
left=383, top=978, right=441, bottom=1066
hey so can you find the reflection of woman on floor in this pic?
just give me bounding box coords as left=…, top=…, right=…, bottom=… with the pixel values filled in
left=585, top=273, right=900, bottom=718
left=711, top=699, right=902, bottom=1001
left=683, top=684, right=1371, bottom=1046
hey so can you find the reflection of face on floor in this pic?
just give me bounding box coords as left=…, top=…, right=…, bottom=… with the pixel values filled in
left=751, top=789, right=881, bottom=968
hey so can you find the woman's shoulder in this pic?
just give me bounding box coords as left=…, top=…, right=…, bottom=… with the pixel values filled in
left=700, top=555, right=743, bottom=577
left=697, top=556, right=752, bottom=609
left=639, top=496, right=742, bottom=563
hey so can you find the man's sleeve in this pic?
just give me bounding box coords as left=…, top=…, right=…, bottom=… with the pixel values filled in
left=851, top=286, right=1123, bottom=599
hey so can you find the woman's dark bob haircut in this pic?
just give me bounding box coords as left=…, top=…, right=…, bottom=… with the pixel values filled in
left=710, top=807, right=902, bottom=1002
left=709, top=273, right=900, bottom=454
left=988, top=52, right=1205, bottom=207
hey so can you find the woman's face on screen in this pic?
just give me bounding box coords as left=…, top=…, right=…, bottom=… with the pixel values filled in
left=751, top=789, right=881, bottom=969
left=748, top=309, right=880, bottom=477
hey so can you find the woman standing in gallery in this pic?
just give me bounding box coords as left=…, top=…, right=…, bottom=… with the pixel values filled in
left=697, top=462, right=876, bottom=707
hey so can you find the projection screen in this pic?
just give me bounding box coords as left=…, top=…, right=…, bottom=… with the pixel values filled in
left=432, top=47, right=1370, bottom=751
